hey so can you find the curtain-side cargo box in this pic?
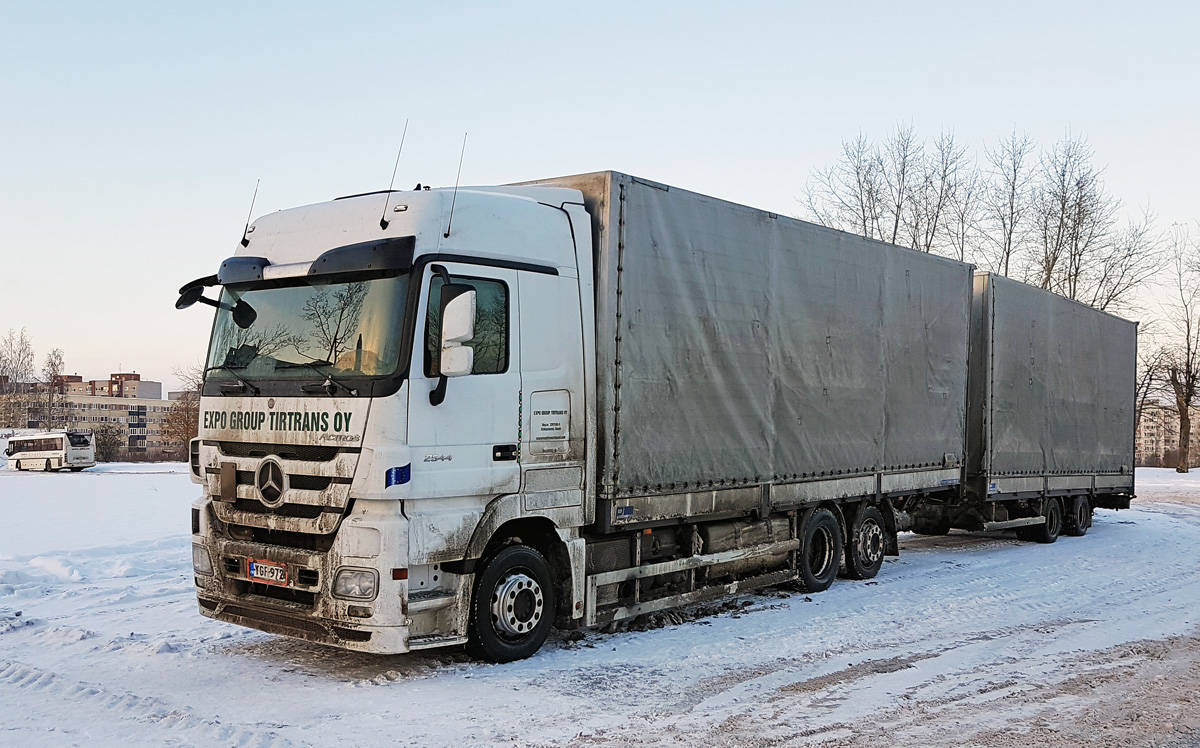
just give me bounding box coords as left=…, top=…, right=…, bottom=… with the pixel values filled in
left=966, top=272, right=1137, bottom=500
left=522, top=171, right=973, bottom=512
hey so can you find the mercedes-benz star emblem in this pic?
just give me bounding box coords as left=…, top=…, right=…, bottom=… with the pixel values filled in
left=255, top=458, right=287, bottom=507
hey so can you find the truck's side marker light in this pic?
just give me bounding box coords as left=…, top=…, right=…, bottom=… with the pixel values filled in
left=385, top=464, right=411, bottom=487
left=392, top=568, right=408, bottom=580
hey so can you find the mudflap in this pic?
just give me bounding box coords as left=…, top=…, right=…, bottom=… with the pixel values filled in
left=1092, top=493, right=1132, bottom=510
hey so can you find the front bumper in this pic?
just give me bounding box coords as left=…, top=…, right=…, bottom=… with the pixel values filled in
left=197, top=594, right=411, bottom=653
left=194, top=532, right=412, bottom=654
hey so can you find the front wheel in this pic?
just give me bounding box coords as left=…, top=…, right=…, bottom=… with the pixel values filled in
left=798, top=508, right=843, bottom=593
left=466, top=544, right=554, bottom=663
left=44, top=459, right=53, bottom=472
left=844, top=505, right=887, bottom=580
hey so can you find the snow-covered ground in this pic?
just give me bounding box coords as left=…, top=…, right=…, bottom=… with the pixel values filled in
left=1, top=466, right=1198, bottom=747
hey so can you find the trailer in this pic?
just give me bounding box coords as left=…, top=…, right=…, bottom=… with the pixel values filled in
left=177, top=170, right=1135, bottom=661
left=907, top=272, right=1137, bottom=540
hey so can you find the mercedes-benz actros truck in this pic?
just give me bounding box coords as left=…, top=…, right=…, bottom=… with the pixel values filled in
left=179, top=171, right=1135, bottom=662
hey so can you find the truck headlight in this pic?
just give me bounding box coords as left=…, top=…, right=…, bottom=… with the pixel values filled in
left=192, top=543, right=214, bottom=576
left=332, top=567, right=378, bottom=600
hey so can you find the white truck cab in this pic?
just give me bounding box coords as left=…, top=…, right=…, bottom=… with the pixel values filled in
left=185, top=183, right=595, bottom=660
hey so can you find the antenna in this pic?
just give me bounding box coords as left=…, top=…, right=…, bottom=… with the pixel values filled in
left=444, top=132, right=468, bottom=239
left=239, top=179, right=261, bottom=247
left=379, top=119, right=409, bottom=230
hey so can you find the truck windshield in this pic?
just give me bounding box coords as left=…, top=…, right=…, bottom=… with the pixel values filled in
left=204, top=275, right=409, bottom=385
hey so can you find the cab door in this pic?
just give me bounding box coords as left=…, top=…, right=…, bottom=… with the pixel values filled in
left=407, top=262, right=522, bottom=498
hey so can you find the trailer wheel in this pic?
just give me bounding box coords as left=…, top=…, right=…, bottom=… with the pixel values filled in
left=1019, top=498, right=1062, bottom=544
left=1065, top=496, right=1091, bottom=537
left=798, top=508, right=842, bottom=593
left=466, top=544, right=554, bottom=663
left=844, top=505, right=887, bottom=580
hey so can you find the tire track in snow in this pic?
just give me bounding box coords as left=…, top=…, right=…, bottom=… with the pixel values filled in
left=0, top=658, right=300, bottom=747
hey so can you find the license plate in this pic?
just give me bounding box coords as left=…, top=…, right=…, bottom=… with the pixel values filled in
left=247, top=558, right=288, bottom=586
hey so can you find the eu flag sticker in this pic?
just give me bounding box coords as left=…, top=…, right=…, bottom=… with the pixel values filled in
left=386, top=464, right=411, bottom=488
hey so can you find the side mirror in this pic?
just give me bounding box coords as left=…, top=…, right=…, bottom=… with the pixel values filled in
left=175, top=286, right=206, bottom=310
left=438, top=285, right=476, bottom=377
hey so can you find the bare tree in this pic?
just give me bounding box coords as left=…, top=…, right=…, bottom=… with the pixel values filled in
left=881, top=123, right=923, bottom=246
left=803, top=126, right=1160, bottom=313
left=165, top=361, right=204, bottom=453
left=0, top=328, right=36, bottom=428
left=803, top=132, right=886, bottom=240
left=904, top=130, right=967, bottom=254
left=805, top=124, right=972, bottom=257
left=1161, top=226, right=1200, bottom=473
left=945, top=153, right=983, bottom=263
left=1135, top=339, right=1167, bottom=431
left=91, top=421, right=124, bottom=462
left=980, top=130, right=1037, bottom=276
left=1030, top=133, right=1119, bottom=299
left=40, top=348, right=65, bottom=429
left=1082, top=207, right=1163, bottom=313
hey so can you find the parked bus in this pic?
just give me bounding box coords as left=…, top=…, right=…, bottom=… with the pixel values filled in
left=4, top=430, right=96, bottom=471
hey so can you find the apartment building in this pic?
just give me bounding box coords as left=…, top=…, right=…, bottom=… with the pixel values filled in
left=20, top=372, right=179, bottom=457
left=1135, top=401, right=1200, bottom=467
left=61, top=372, right=162, bottom=399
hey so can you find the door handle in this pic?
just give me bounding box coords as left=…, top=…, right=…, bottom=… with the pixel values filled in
left=492, top=444, right=518, bottom=461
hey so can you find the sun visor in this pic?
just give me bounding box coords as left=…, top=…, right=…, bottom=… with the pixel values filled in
left=308, top=236, right=415, bottom=277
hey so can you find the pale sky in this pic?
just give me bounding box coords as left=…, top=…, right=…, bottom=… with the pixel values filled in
left=2, top=2, right=1197, bottom=391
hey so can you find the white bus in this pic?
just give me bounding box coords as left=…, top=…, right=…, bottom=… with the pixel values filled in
left=4, top=430, right=96, bottom=471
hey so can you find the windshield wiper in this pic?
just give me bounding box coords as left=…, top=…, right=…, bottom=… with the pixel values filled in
left=277, top=360, right=359, bottom=397
left=204, top=364, right=261, bottom=396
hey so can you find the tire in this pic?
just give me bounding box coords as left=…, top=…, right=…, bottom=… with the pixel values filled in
left=44, top=459, right=52, bottom=472
left=844, top=505, right=887, bottom=580
left=1021, top=498, right=1062, bottom=544
left=466, top=544, right=554, bottom=663
left=912, top=517, right=951, bottom=536
left=1064, top=496, right=1091, bottom=537
left=798, top=508, right=843, bottom=593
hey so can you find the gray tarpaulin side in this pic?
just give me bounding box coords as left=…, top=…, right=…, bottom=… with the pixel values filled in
left=980, top=273, right=1136, bottom=476
left=534, top=172, right=972, bottom=498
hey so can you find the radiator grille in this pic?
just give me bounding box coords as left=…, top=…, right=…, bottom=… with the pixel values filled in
left=215, top=441, right=347, bottom=462
left=233, top=499, right=327, bottom=519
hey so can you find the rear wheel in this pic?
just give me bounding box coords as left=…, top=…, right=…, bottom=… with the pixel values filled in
left=44, top=459, right=52, bottom=472
left=466, top=544, right=554, bottom=663
left=1018, top=498, right=1062, bottom=544
left=844, top=505, right=887, bottom=580
left=798, top=508, right=843, bottom=593
left=1064, top=496, right=1091, bottom=537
